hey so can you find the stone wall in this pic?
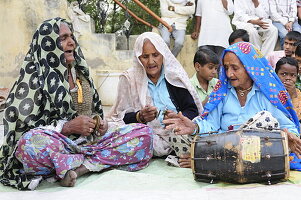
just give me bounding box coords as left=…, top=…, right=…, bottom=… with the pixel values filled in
left=0, top=0, right=69, bottom=88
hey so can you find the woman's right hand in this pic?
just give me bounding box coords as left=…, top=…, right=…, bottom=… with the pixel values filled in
left=62, top=115, right=96, bottom=136
left=139, top=105, right=157, bottom=123
left=163, top=112, right=196, bottom=135
left=283, top=79, right=297, bottom=98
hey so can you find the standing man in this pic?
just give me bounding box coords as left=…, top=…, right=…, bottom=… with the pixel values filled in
left=269, top=0, right=301, bottom=49
left=191, top=0, right=234, bottom=58
left=159, top=0, right=195, bottom=57
left=232, top=0, right=278, bottom=56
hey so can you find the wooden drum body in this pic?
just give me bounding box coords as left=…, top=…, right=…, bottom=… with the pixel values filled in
left=191, top=129, right=289, bottom=184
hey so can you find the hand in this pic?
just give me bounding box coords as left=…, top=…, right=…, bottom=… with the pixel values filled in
left=191, top=31, right=199, bottom=39
left=62, top=115, right=96, bottom=136
left=285, top=22, right=293, bottom=31
left=283, top=79, right=297, bottom=98
left=163, top=110, right=177, bottom=120
left=178, top=153, right=191, bottom=168
left=163, top=112, right=196, bottom=135
left=249, top=18, right=269, bottom=29
left=140, top=105, right=158, bottom=123
left=97, top=119, right=108, bottom=136
left=284, top=129, right=301, bottom=159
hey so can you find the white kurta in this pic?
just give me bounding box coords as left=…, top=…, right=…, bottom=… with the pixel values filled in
left=195, top=0, right=234, bottom=48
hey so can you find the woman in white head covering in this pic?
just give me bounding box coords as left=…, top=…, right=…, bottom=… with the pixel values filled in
left=107, top=32, right=202, bottom=166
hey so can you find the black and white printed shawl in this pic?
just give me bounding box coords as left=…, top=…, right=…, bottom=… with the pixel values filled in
left=0, top=17, right=103, bottom=190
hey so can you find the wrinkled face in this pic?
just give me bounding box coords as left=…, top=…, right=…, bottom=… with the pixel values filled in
left=284, top=39, right=296, bottom=57
left=223, top=52, right=253, bottom=89
left=59, top=23, right=76, bottom=65
left=196, top=62, right=218, bottom=81
left=277, top=63, right=298, bottom=86
left=139, top=40, right=163, bottom=83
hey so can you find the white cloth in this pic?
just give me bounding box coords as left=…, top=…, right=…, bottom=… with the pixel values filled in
left=269, top=0, right=298, bottom=25
left=232, top=0, right=278, bottom=56
left=195, top=0, right=233, bottom=48
left=106, top=32, right=203, bottom=156
left=160, top=0, right=195, bottom=30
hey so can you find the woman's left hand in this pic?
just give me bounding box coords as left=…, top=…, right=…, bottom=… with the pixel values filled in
left=284, top=129, right=301, bottom=158
left=98, top=119, right=108, bottom=136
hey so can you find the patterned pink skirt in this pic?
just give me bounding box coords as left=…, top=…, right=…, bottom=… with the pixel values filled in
left=15, top=123, right=153, bottom=179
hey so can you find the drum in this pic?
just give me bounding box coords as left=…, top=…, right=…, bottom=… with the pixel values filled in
left=191, top=129, right=289, bottom=184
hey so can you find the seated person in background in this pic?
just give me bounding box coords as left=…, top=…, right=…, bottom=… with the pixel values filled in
left=0, top=18, right=153, bottom=190
left=107, top=32, right=202, bottom=167
left=269, top=0, right=301, bottom=48
left=228, top=29, right=250, bottom=45
left=190, top=48, right=219, bottom=106
left=275, top=57, right=301, bottom=119
left=267, top=31, right=301, bottom=69
left=159, top=0, right=195, bottom=57
left=232, top=0, right=278, bottom=56
left=163, top=42, right=301, bottom=163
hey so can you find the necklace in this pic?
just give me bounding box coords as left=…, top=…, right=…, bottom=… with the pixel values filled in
left=237, top=85, right=253, bottom=97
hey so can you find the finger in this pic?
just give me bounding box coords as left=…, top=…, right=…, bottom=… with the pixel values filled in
left=162, top=118, right=179, bottom=126
left=88, top=121, right=96, bottom=128
left=179, top=154, right=190, bottom=159
left=165, top=112, right=178, bottom=119
left=295, top=145, right=301, bottom=154
left=179, top=162, right=191, bottom=168
left=164, top=124, right=176, bottom=130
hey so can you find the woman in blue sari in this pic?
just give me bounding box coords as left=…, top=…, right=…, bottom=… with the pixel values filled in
left=163, top=42, right=301, bottom=162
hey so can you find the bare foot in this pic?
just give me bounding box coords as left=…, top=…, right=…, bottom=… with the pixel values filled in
left=60, top=170, right=77, bottom=187
left=178, top=153, right=191, bottom=168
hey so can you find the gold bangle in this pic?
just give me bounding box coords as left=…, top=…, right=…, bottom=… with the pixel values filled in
left=136, top=111, right=146, bottom=123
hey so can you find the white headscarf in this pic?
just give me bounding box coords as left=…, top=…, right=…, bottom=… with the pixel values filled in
left=107, top=32, right=202, bottom=126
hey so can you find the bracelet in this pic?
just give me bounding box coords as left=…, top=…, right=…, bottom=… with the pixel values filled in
left=136, top=111, right=146, bottom=124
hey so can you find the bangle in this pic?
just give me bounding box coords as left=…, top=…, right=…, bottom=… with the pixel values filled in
left=136, top=111, right=146, bottom=124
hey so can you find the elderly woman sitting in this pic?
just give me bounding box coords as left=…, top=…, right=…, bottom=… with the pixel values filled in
left=107, top=32, right=202, bottom=167
left=163, top=42, right=301, bottom=165
left=0, top=18, right=153, bottom=190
